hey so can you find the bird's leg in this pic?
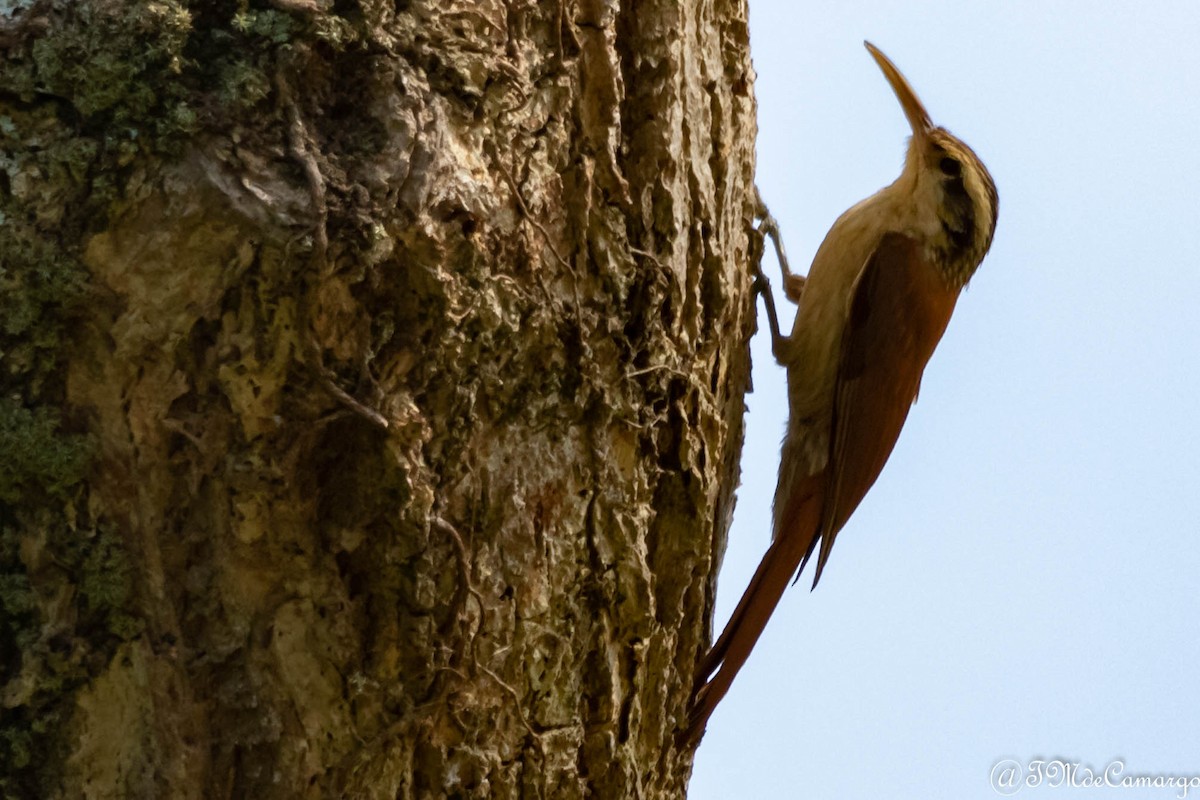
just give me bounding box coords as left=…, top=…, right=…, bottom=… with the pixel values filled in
left=752, top=266, right=791, bottom=363
left=754, top=189, right=806, bottom=304
left=752, top=190, right=797, bottom=363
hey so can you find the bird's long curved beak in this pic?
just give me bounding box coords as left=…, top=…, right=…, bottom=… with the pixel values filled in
left=864, top=41, right=932, bottom=141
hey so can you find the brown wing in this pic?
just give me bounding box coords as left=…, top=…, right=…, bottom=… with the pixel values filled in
left=809, top=232, right=961, bottom=586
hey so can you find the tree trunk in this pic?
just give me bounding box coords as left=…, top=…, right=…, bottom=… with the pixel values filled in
left=0, top=0, right=757, bottom=797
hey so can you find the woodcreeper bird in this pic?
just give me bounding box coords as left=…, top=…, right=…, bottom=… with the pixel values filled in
left=686, top=42, right=998, bottom=742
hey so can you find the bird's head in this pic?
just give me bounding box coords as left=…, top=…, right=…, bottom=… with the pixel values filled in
left=866, top=41, right=999, bottom=287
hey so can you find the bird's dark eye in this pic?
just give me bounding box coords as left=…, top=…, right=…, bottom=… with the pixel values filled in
left=939, top=156, right=962, bottom=176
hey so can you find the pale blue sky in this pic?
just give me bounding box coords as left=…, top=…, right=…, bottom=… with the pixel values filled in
left=690, top=2, right=1200, bottom=798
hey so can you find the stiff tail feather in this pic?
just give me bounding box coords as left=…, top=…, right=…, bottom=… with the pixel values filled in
left=683, top=473, right=823, bottom=744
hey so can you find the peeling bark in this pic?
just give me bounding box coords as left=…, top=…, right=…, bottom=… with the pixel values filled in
left=0, top=0, right=757, bottom=797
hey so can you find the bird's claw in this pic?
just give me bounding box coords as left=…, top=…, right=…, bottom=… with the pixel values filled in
left=752, top=270, right=772, bottom=297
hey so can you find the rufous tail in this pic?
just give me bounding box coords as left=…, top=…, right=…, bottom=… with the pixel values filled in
left=683, top=474, right=823, bottom=744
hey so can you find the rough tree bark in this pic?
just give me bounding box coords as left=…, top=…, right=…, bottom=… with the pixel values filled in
left=0, top=0, right=758, bottom=797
